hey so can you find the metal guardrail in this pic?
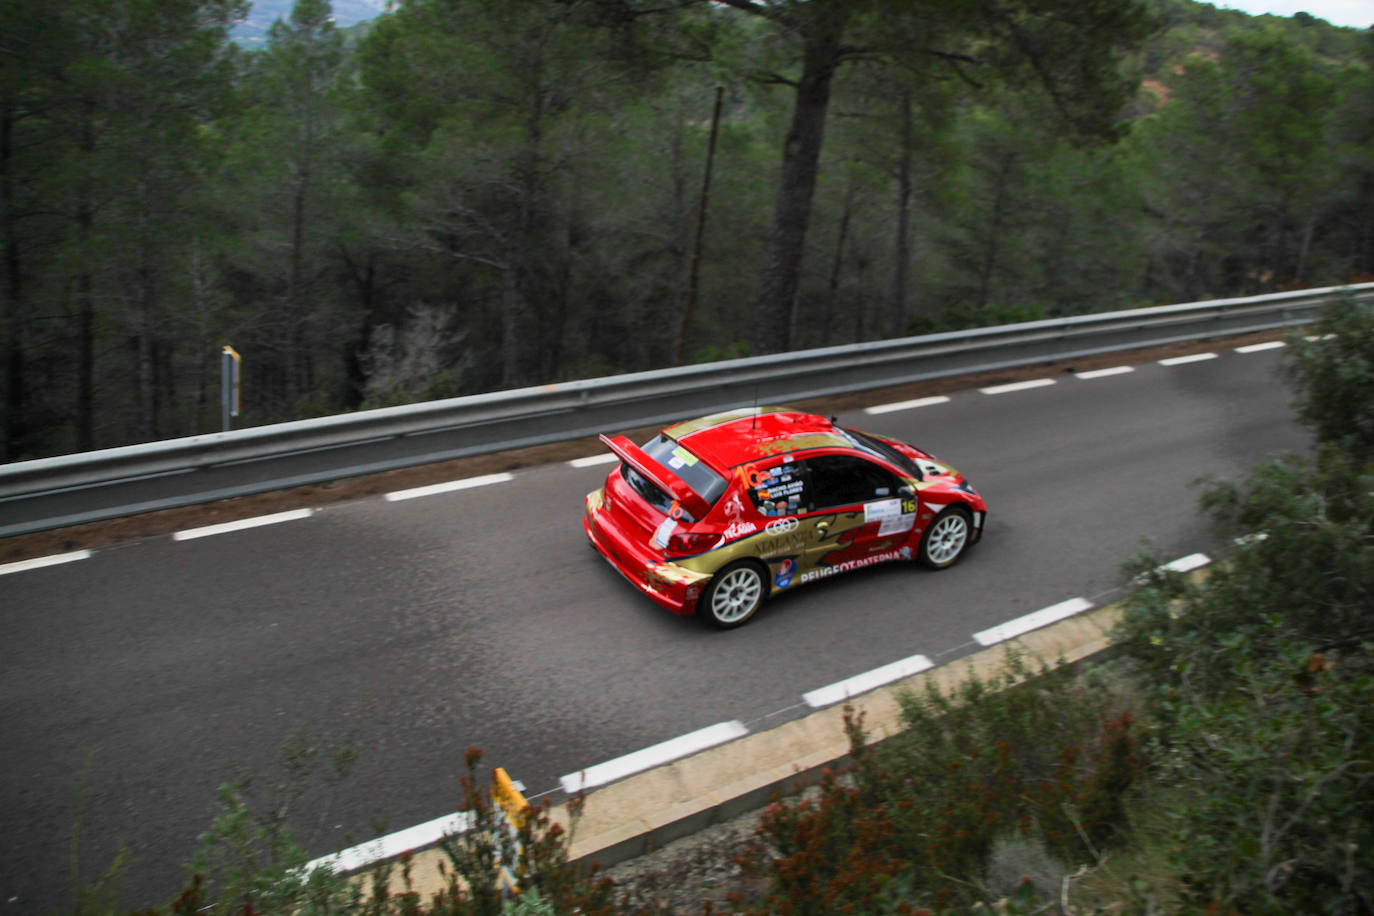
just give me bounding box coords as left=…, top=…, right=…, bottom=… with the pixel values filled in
left=2, top=283, right=1371, bottom=538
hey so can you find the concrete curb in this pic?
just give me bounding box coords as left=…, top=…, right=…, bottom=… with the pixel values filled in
left=393, top=600, right=1124, bottom=897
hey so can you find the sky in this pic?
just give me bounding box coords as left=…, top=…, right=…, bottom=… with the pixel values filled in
left=1218, top=0, right=1373, bottom=28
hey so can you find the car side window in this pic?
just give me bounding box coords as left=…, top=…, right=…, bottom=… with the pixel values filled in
left=744, top=460, right=810, bottom=516
left=805, top=455, right=901, bottom=509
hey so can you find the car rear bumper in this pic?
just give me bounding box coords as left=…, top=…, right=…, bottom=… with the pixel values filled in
left=583, top=491, right=709, bottom=616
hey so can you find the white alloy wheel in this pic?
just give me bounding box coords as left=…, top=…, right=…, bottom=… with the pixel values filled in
left=919, top=507, right=971, bottom=569
left=703, top=562, right=765, bottom=628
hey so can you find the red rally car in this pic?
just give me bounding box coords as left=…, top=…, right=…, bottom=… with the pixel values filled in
left=582, top=407, right=987, bottom=628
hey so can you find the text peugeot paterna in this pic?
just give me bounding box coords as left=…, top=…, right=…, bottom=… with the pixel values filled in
left=583, top=407, right=987, bottom=628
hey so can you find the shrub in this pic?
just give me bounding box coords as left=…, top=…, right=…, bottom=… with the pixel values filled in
left=1284, top=296, right=1374, bottom=465
left=742, top=656, right=1140, bottom=914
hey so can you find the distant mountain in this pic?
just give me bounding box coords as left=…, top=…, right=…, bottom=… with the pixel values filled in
left=230, top=0, right=387, bottom=46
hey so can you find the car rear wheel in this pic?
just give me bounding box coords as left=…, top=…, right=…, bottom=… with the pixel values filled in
left=919, top=506, right=972, bottom=569
left=701, top=561, right=766, bottom=628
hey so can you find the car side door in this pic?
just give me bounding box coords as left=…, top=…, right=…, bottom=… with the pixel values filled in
left=801, top=454, right=911, bottom=570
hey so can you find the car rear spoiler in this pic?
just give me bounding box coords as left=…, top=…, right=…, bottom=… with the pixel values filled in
left=599, top=434, right=711, bottom=520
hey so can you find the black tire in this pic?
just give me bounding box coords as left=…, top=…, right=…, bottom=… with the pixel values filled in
left=918, top=505, right=973, bottom=569
left=700, top=561, right=767, bottom=629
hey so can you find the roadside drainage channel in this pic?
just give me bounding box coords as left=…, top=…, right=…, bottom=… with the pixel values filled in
left=309, top=558, right=1202, bottom=897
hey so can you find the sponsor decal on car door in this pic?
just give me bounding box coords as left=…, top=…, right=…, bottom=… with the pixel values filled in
left=801, top=454, right=914, bottom=582
left=743, top=461, right=810, bottom=587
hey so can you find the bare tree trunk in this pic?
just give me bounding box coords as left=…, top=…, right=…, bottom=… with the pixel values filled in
left=502, top=62, right=550, bottom=389
left=1, top=107, right=25, bottom=460
left=136, top=210, right=158, bottom=442
left=288, top=167, right=309, bottom=401
left=500, top=263, right=524, bottom=388
left=75, top=111, right=96, bottom=451
left=890, top=89, right=913, bottom=337
left=1295, top=212, right=1316, bottom=286
left=340, top=248, right=379, bottom=409
left=75, top=215, right=95, bottom=451
left=977, top=153, right=1014, bottom=310
left=667, top=109, right=689, bottom=365
left=677, top=87, right=723, bottom=365
left=749, top=9, right=847, bottom=356
left=824, top=178, right=856, bottom=347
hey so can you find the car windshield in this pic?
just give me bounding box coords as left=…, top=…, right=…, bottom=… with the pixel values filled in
left=620, top=435, right=728, bottom=521
left=841, top=427, right=923, bottom=480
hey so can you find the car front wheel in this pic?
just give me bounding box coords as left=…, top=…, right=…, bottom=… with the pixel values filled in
left=919, top=506, right=972, bottom=569
left=701, top=561, right=766, bottom=628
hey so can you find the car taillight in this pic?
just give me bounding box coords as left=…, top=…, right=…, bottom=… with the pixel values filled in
left=665, top=531, right=721, bottom=555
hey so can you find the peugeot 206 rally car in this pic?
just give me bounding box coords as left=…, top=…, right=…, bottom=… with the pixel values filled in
left=582, top=407, right=987, bottom=628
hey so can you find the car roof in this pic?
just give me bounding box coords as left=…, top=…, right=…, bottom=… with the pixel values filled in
left=664, top=408, right=852, bottom=473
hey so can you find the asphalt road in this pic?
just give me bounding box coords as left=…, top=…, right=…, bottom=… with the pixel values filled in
left=0, top=344, right=1308, bottom=912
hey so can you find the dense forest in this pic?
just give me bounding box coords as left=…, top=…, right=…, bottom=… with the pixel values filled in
left=1, top=0, right=1371, bottom=461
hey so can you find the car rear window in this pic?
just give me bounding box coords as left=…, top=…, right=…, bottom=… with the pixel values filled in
left=620, top=435, right=728, bottom=522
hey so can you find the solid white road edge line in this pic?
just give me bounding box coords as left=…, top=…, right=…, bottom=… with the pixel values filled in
left=0, top=549, right=93, bottom=576
left=979, top=378, right=1056, bottom=395
left=1074, top=366, right=1134, bottom=379
left=559, top=721, right=749, bottom=795
left=172, top=508, right=315, bottom=541
left=863, top=395, right=952, bottom=415
left=303, top=811, right=476, bottom=876
left=1158, top=353, right=1217, bottom=366
left=803, top=654, right=934, bottom=709
left=384, top=472, right=515, bottom=502
left=1235, top=341, right=1286, bottom=353
left=973, top=597, right=1094, bottom=647
left=569, top=453, right=620, bottom=468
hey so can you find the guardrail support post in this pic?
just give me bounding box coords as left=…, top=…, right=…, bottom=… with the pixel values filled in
left=221, top=345, right=241, bottom=432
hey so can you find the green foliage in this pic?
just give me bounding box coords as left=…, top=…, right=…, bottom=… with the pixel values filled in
left=1118, top=448, right=1374, bottom=695
left=1285, top=298, right=1374, bottom=464
left=1130, top=22, right=1345, bottom=300
left=912, top=302, right=1049, bottom=335
left=500, top=888, right=556, bottom=916
left=1157, top=645, right=1374, bottom=913
left=1103, top=291, right=1374, bottom=913
left=67, top=750, right=137, bottom=916
left=692, top=341, right=750, bottom=363
left=5, top=0, right=1372, bottom=462
left=186, top=726, right=361, bottom=914
left=742, top=657, right=1140, bottom=913
left=76, top=737, right=625, bottom=916
left=1114, top=423, right=1374, bottom=910
left=359, top=747, right=619, bottom=916
left=1118, top=543, right=1374, bottom=914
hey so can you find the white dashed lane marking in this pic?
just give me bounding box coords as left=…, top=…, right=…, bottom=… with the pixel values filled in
left=559, top=721, right=748, bottom=794
left=980, top=378, right=1056, bottom=395
left=803, top=654, right=934, bottom=708
left=384, top=472, right=515, bottom=502
left=864, top=395, right=951, bottom=415
left=172, top=508, right=315, bottom=541
left=0, top=549, right=93, bottom=577
left=1074, top=366, right=1134, bottom=379
left=1235, top=341, right=1286, bottom=353
left=568, top=453, right=619, bottom=468
left=1159, top=352, right=1217, bottom=366
left=304, top=811, right=475, bottom=878
left=973, top=597, right=1094, bottom=646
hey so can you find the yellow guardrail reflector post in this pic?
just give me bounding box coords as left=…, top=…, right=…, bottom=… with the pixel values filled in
left=221, top=345, right=242, bottom=430
left=491, top=767, right=528, bottom=894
